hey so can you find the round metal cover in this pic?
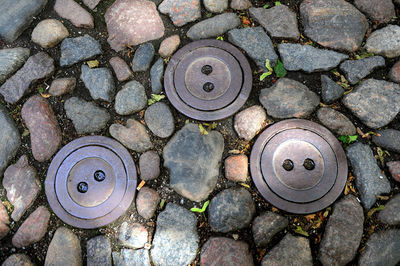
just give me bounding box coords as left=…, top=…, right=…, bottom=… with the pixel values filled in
left=250, top=119, right=348, bottom=214
left=164, top=39, right=252, bottom=121
left=45, top=136, right=137, bottom=229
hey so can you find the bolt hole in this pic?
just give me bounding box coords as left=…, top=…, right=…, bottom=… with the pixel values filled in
left=201, top=65, right=213, bottom=75
left=77, top=182, right=88, bottom=193
left=94, top=170, right=106, bottom=182
left=203, top=82, right=215, bottom=92
left=303, top=158, right=315, bottom=170
left=282, top=159, right=294, bottom=171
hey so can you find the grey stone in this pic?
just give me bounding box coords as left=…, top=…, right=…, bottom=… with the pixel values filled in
left=354, top=0, right=395, bottom=24
left=118, top=222, right=148, bottom=249
left=2, top=254, right=34, bottom=266
left=159, top=0, right=201, bottom=27
left=115, top=80, right=147, bottom=115
left=163, top=123, right=224, bottom=202
left=0, top=48, right=30, bottom=85
left=203, top=0, right=228, bottom=13
left=300, top=0, right=368, bottom=52
left=317, top=108, right=356, bottom=136
left=60, top=35, right=102, bottom=67
left=346, top=143, right=391, bottom=209
left=359, top=230, right=400, bottom=266
left=278, top=43, right=348, bottom=73
left=54, top=0, right=94, bottom=28
left=0, top=0, right=47, bottom=42
left=31, top=19, right=69, bottom=48
left=144, top=102, right=174, bottom=138
left=136, top=187, right=160, bottom=219
left=131, top=43, right=155, bottom=72
left=0, top=104, right=20, bottom=176
left=387, top=161, right=400, bottom=182
left=228, top=27, right=278, bottom=70
left=187, top=13, right=240, bottom=40
left=319, top=195, right=364, bottom=266
left=87, top=235, right=112, bottom=266
left=259, top=78, right=320, bottom=119
left=340, top=56, right=385, bottom=84
left=262, top=234, right=312, bottom=266
left=342, top=79, right=400, bottom=129
left=365, top=25, right=400, bottom=58
left=209, top=188, right=255, bottom=233
left=81, top=65, right=115, bottom=102
left=151, top=203, right=199, bottom=266
left=83, top=0, right=101, bottom=9
left=113, top=249, right=151, bottom=266
left=139, top=151, right=160, bottom=181
left=49, top=77, right=76, bottom=96
left=252, top=212, right=288, bottom=248
left=45, top=227, right=82, bottom=266
left=321, top=75, right=344, bottom=104
left=372, top=129, right=400, bottom=153
left=231, top=0, right=251, bottom=10
left=378, top=194, right=400, bottom=225
left=150, top=58, right=164, bottom=94
left=0, top=52, right=55, bottom=104
left=249, top=5, right=299, bottom=40
left=65, top=97, right=110, bottom=134
left=234, top=105, right=267, bottom=141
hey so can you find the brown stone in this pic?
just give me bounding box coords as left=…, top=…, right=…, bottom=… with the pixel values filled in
left=389, top=60, right=400, bottom=83
left=31, top=19, right=69, bottom=48
left=0, top=201, right=10, bottom=239
left=136, top=187, right=160, bottom=219
left=224, top=155, right=248, bottom=182
left=45, top=227, right=82, bottom=266
left=159, top=35, right=180, bottom=58
left=231, top=0, right=251, bottom=10
left=22, top=95, right=62, bottom=162
left=109, top=57, right=132, bottom=82
left=159, top=0, right=201, bottom=27
left=54, top=0, right=94, bottom=28
left=388, top=161, right=400, bottom=182
left=12, top=206, right=50, bottom=248
left=2, top=254, right=34, bottom=266
left=49, top=77, right=76, bottom=96
left=354, top=0, right=395, bottom=24
left=234, top=105, right=267, bottom=141
left=109, top=119, right=153, bottom=152
left=3, top=155, right=41, bottom=221
left=105, top=0, right=165, bottom=52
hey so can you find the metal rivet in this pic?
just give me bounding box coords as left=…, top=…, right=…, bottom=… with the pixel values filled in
left=282, top=159, right=294, bottom=171
left=303, top=158, right=315, bottom=170
left=94, top=170, right=106, bottom=182
left=201, top=65, right=213, bottom=75
left=77, top=182, right=88, bottom=193
left=203, top=82, right=215, bottom=92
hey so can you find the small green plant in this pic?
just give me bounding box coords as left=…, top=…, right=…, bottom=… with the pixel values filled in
left=355, top=50, right=374, bottom=60
left=191, top=200, right=210, bottom=220
left=275, top=1, right=282, bottom=5
left=263, top=4, right=270, bottom=8
left=295, top=225, right=309, bottom=237
left=216, top=36, right=224, bottom=41
left=260, top=59, right=273, bottom=81
left=274, top=59, right=287, bottom=78
left=198, top=124, right=208, bottom=135
left=148, top=94, right=165, bottom=105
left=338, top=135, right=358, bottom=145
left=38, top=87, right=44, bottom=94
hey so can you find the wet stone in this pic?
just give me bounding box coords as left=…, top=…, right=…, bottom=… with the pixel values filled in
left=203, top=0, right=228, bottom=13
left=22, top=95, right=62, bottom=162
left=300, top=0, right=368, bottom=52
left=359, top=230, right=400, bottom=266
left=109, top=119, right=153, bottom=153
left=252, top=212, right=288, bottom=248
left=346, top=142, right=391, bottom=209
left=45, top=227, right=82, bottom=266
left=49, top=77, right=76, bottom=96
left=342, top=79, right=400, bottom=129
left=259, top=78, right=320, bottom=119
left=209, top=188, right=255, bottom=233
left=372, top=129, right=400, bottom=153
left=81, top=65, right=115, bottom=102
left=3, top=155, right=40, bottom=222
left=118, top=222, right=148, bottom=249
left=0, top=104, right=20, bottom=176
left=151, top=203, right=199, bottom=266
left=144, top=102, right=174, bottom=138
left=163, top=123, right=224, bottom=202
left=365, top=25, right=400, bottom=58
left=234, top=105, right=267, bottom=141
left=228, top=27, right=278, bottom=70
left=150, top=58, right=164, bottom=94
left=200, top=237, right=253, bottom=266
left=249, top=5, right=300, bottom=40
left=83, top=0, right=101, bottom=9
left=12, top=206, right=50, bottom=248
left=65, top=97, right=110, bottom=134
left=60, top=35, right=102, bottom=67
left=0, top=201, right=10, bottom=240
left=54, top=0, right=94, bottom=28
left=0, top=52, right=55, bottom=104
left=105, top=0, right=164, bottom=52
left=115, top=80, right=147, bottom=115
left=319, top=195, right=364, bottom=266
left=131, top=43, right=155, bottom=72
left=0, top=47, right=30, bottom=85
left=354, top=0, right=395, bottom=24
left=2, top=254, right=34, bottom=266
left=262, top=234, right=312, bottom=266
left=340, top=56, right=385, bottom=85
left=225, top=154, right=248, bottom=183
left=136, top=187, right=160, bottom=219
left=0, top=0, right=47, bottom=43
left=317, top=108, right=356, bottom=136
left=278, top=43, right=348, bottom=73
left=113, top=249, right=151, bottom=266
left=159, top=35, right=180, bottom=58
left=231, top=0, right=251, bottom=10
left=109, top=57, right=132, bottom=82
left=87, top=235, right=112, bottom=266
left=387, top=161, right=400, bottom=182
left=31, top=19, right=69, bottom=48
left=139, top=151, right=160, bottom=181
left=187, top=13, right=240, bottom=40
left=378, top=194, right=400, bottom=225
left=320, top=75, right=344, bottom=104
left=159, top=0, right=201, bottom=27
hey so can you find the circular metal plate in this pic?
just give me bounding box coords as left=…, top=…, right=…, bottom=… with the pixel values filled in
left=250, top=119, right=348, bottom=214
left=164, top=39, right=252, bottom=121
left=45, top=136, right=137, bottom=229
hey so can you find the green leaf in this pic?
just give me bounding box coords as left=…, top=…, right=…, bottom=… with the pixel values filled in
left=355, top=50, right=374, bottom=60
left=191, top=200, right=210, bottom=213
left=367, top=205, right=385, bottom=218
left=199, top=124, right=208, bottom=135
left=87, top=60, right=99, bottom=68
left=260, top=72, right=269, bottom=81
left=148, top=94, right=165, bottom=105
left=216, top=36, right=224, bottom=41
left=295, top=226, right=309, bottom=237
left=159, top=199, right=165, bottom=209
left=275, top=1, right=281, bottom=6
left=260, top=59, right=273, bottom=81
left=338, top=135, right=358, bottom=145
left=38, top=87, right=44, bottom=94
left=274, top=59, right=287, bottom=78
left=263, top=4, right=270, bottom=8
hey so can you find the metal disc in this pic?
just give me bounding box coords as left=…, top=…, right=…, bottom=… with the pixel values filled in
left=250, top=119, right=348, bottom=214
left=164, top=39, right=252, bottom=121
left=45, top=136, right=137, bottom=229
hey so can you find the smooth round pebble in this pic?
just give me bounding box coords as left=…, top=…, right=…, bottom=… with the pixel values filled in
left=144, top=102, right=174, bottom=138
left=31, top=19, right=69, bottom=48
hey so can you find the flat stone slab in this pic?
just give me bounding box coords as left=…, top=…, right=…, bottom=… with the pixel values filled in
left=0, top=48, right=30, bottom=85
left=163, top=123, right=224, bottom=202
left=118, top=222, right=148, bottom=249
left=340, top=56, right=385, bottom=84
left=317, top=108, right=356, bottom=136
left=0, top=104, right=20, bottom=176
left=54, top=0, right=94, bottom=28
left=354, top=0, right=395, bottom=24
left=378, top=194, right=400, bottom=225
left=342, top=79, right=400, bottom=129
left=87, top=235, right=112, bottom=266
left=60, top=35, right=102, bottom=67
left=365, top=25, right=400, bottom=58
left=113, top=249, right=151, bottom=266
left=45, top=227, right=82, bottom=266
left=252, top=212, right=288, bottom=248
left=187, top=13, right=240, bottom=40
left=278, top=43, right=348, bottom=73
left=372, top=129, right=400, bottom=154
left=159, top=0, right=201, bottom=27
left=115, top=80, right=147, bottom=115
left=81, top=65, right=115, bottom=102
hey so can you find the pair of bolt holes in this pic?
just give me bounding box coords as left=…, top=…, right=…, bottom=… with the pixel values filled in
left=201, top=65, right=215, bottom=92
left=282, top=158, right=315, bottom=171
left=77, top=170, right=105, bottom=193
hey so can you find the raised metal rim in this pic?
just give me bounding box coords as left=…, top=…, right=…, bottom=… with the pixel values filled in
left=45, top=136, right=137, bottom=229
left=250, top=119, right=348, bottom=214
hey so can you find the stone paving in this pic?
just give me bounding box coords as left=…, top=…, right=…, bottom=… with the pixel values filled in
left=1, top=0, right=400, bottom=265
